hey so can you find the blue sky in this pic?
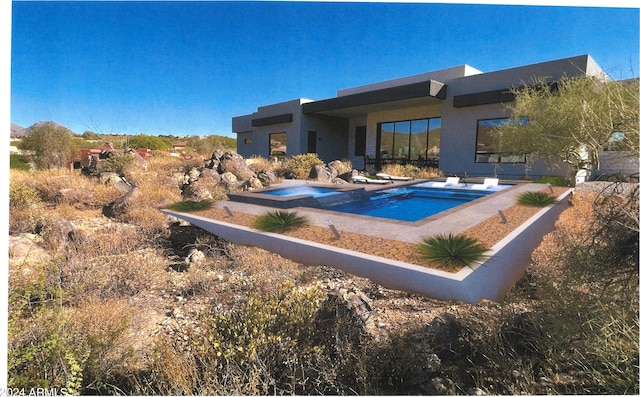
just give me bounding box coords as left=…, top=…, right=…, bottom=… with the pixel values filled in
left=9, top=1, right=640, bottom=137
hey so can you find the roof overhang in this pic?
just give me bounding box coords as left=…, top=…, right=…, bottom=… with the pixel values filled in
left=302, top=79, right=446, bottom=118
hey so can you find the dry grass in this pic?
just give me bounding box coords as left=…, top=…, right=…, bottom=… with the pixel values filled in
left=12, top=169, right=122, bottom=208
left=381, top=163, right=443, bottom=179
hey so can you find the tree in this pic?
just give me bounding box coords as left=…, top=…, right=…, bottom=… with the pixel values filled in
left=184, top=135, right=237, bottom=155
left=82, top=131, right=101, bottom=140
left=19, top=123, right=73, bottom=169
left=497, top=76, right=639, bottom=179
left=127, top=134, right=173, bottom=150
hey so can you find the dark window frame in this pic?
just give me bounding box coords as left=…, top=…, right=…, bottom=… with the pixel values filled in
left=475, top=117, right=527, bottom=164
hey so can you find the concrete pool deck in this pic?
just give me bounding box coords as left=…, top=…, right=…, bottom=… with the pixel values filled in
left=163, top=179, right=572, bottom=303
left=218, top=179, right=551, bottom=243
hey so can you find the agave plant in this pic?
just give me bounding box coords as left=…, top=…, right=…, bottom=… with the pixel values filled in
left=418, top=233, right=488, bottom=269
left=253, top=210, right=309, bottom=233
left=166, top=199, right=213, bottom=212
left=517, top=191, right=558, bottom=207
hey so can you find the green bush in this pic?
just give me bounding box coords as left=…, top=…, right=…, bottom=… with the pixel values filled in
left=285, top=153, right=325, bottom=180
left=535, top=175, right=571, bottom=186
left=10, top=153, right=31, bottom=170
left=253, top=210, right=309, bottom=233
left=103, top=153, right=136, bottom=176
left=166, top=200, right=213, bottom=212
left=418, top=233, right=488, bottom=268
left=517, top=191, right=558, bottom=206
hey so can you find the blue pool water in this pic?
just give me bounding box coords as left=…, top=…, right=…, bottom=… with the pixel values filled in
left=261, top=186, right=342, bottom=198
left=323, top=186, right=495, bottom=222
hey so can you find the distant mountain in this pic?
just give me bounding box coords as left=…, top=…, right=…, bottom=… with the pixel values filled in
left=10, top=123, right=27, bottom=138
left=11, top=121, right=77, bottom=137
left=27, top=120, right=75, bottom=134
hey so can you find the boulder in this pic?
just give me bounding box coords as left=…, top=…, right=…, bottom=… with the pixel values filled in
left=220, top=152, right=256, bottom=181
left=328, top=160, right=351, bottom=176
left=219, top=172, right=239, bottom=191
left=102, top=186, right=141, bottom=218
left=99, top=171, right=123, bottom=186
left=185, top=248, right=206, bottom=267
left=182, top=181, right=213, bottom=201
left=187, top=168, right=201, bottom=183
left=309, top=164, right=333, bottom=183
left=256, top=170, right=278, bottom=187
left=199, top=168, right=221, bottom=183
left=242, top=177, right=264, bottom=191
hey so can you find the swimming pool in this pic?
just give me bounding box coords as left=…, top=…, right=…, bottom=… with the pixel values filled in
left=322, top=185, right=498, bottom=222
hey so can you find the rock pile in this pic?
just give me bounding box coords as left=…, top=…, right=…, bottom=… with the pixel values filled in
left=179, top=150, right=279, bottom=201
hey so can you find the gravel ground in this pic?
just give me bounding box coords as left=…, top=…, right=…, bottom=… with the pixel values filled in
left=193, top=187, right=568, bottom=273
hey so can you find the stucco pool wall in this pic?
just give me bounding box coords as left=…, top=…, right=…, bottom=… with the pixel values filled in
left=162, top=188, right=571, bottom=303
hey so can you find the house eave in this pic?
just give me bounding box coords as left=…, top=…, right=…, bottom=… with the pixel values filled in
left=302, top=80, right=446, bottom=116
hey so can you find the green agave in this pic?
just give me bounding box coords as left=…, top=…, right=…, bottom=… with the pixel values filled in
left=418, top=233, right=488, bottom=269
left=166, top=200, right=214, bottom=212
left=517, top=191, right=558, bottom=207
left=253, top=210, right=309, bottom=233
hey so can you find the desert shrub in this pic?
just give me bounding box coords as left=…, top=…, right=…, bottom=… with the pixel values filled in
left=381, top=163, right=441, bottom=179
left=535, top=175, right=571, bottom=186
left=247, top=156, right=276, bottom=173
left=146, top=154, right=184, bottom=175
left=253, top=210, right=309, bottom=233
left=8, top=294, right=136, bottom=394
left=103, top=152, right=136, bottom=176
left=122, top=207, right=171, bottom=240
left=418, top=234, right=488, bottom=268
left=166, top=200, right=213, bottom=212
left=147, top=281, right=367, bottom=395
left=209, top=185, right=229, bottom=201
left=284, top=153, right=325, bottom=179
left=19, top=170, right=121, bottom=208
left=517, top=191, right=558, bottom=206
left=10, top=153, right=31, bottom=170
left=9, top=182, right=46, bottom=234
left=526, top=184, right=639, bottom=394
left=10, top=182, right=41, bottom=209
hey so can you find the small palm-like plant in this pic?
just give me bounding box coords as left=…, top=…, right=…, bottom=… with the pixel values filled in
left=418, top=233, right=488, bottom=269
left=253, top=210, right=309, bottom=233
left=517, top=191, right=558, bottom=207
left=166, top=200, right=213, bottom=212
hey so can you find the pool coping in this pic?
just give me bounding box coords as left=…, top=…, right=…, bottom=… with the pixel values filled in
left=162, top=183, right=572, bottom=303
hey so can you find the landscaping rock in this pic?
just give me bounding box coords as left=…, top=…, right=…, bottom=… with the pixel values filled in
left=99, top=171, right=123, bottom=186
left=256, top=170, right=278, bottom=186
left=219, top=172, right=239, bottom=191
left=310, top=164, right=333, bottom=183
left=199, top=167, right=221, bottom=183
left=220, top=151, right=256, bottom=181
left=182, top=181, right=213, bottom=201
left=185, top=248, right=206, bottom=267
left=102, top=186, right=141, bottom=218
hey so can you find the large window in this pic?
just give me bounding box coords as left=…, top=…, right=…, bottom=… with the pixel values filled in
left=269, top=132, right=287, bottom=160
left=475, top=118, right=527, bottom=163
left=377, top=117, right=441, bottom=161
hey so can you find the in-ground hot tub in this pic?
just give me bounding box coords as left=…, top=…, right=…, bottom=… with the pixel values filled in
left=228, top=183, right=368, bottom=209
